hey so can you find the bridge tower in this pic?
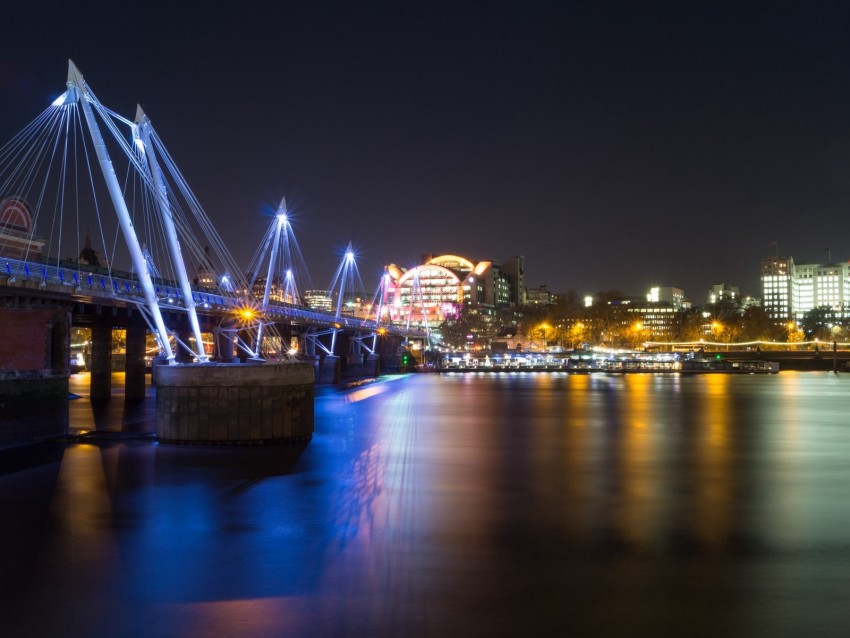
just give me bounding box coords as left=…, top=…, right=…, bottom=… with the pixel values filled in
left=134, top=106, right=208, bottom=362
left=63, top=61, right=176, bottom=364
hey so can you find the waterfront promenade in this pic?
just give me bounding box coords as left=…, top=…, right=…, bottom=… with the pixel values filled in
left=3, top=370, right=850, bottom=637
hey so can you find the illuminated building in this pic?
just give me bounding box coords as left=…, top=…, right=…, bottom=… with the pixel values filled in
left=248, top=275, right=301, bottom=305
left=761, top=256, right=850, bottom=322
left=621, top=286, right=686, bottom=342
left=707, top=283, right=739, bottom=304
left=384, top=254, right=521, bottom=327
left=526, top=284, right=555, bottom=306
left=0, top=197, right=46, bottom=260
left=501, top=256, right=525, bottom=307
left=194, top=245, right=217, bottom=289
left=761, top=257, right=793, bottom=321
left=304, top=289, right=333, bottom=312
left=339, top=292, right=371, bottom=319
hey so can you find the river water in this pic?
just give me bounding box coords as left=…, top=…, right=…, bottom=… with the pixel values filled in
left=2, top=371, right=850, bottom=637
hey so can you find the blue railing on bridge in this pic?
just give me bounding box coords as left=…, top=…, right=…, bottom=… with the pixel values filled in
left=1, top=256, right=422, bottom=337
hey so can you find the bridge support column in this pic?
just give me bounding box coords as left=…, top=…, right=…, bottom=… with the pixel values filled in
left=277, top=324, right=293, bottom=356
left=366, top=353, right=380, bottom=376
left=316, top=355, right=341, bottom=385
left=237, top=328, right=255, bottom=362
left=302, top=333, right=316, bottom=357
left=125, top=312, right=147, bottom=400
left=0, top=293, right=71, bottom=445
left=156, top=362, right=314, bottom=444
left=89, top=314, right=112, bottom=401
left=177, top=331, right=195, bottom=363
left=214, top=326, right=235, bottom=362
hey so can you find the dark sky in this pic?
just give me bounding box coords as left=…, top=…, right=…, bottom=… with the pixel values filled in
left=3, top=1, right=850, bottom=301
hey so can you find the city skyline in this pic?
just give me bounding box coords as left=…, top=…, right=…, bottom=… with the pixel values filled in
left=3, top=3, right=850, bottom=297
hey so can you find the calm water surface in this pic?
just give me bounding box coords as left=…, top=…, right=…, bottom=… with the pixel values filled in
left=2, top=371, right=850, bottom=637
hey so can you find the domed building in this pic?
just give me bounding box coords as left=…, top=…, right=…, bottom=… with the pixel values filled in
left=0, top=197, right=46, bottom=261
left=382, top=254, right=524, bottom=327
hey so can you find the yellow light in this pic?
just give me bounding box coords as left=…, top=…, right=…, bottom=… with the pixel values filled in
left=234, top=302, right=260, bottom=326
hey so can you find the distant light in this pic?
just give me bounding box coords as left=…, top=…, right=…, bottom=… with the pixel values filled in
left=277, top=213, right=287, bottom=227
left=345, top=250, right=355, bottom=262
left=286, top=269, right=293, bottom=278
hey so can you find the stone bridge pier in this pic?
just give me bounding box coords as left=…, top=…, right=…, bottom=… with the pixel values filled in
left=0, top=292, right=72, bottom=446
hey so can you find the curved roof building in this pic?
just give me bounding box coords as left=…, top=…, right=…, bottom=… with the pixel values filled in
left=383, top=253, right=521, bottom=326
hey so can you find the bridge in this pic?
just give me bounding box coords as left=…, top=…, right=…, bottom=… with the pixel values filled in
left=1, top=61, right=433, bottom=445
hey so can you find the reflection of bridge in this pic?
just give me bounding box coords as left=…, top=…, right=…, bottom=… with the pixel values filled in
left=0, top=61, right=427, bottom=443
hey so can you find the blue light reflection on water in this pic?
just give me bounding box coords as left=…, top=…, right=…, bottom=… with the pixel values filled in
left=3, top=372, right=850, bottom=637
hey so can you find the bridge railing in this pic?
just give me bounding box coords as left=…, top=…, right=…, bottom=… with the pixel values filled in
left=1, top=256, right=425, bottom=338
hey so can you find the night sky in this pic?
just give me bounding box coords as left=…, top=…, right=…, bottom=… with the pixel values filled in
left=3, top=1, right=850, bottom=301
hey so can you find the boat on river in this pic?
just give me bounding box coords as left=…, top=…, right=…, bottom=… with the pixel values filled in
left=439, top=350, right=780, bottom=374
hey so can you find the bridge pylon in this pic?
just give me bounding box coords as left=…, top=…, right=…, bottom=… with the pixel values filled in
left=134, top=106, right=208, bottom=362
left=64, top=60, right=176, bottom=364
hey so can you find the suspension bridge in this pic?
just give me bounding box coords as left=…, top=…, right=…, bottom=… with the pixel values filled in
left=0, top=62, right=433, bottom=371
left=0, top=61, right=440, bottom=444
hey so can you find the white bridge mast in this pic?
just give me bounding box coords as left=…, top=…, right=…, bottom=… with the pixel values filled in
left=66, top=61, right=176, bottom=364
left=134, top=106, right=208, bottom=363
left=253, top=197, right=288, bottom=359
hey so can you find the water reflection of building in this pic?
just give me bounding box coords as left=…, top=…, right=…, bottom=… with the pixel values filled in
left=0, top=197, right=46, bottom=260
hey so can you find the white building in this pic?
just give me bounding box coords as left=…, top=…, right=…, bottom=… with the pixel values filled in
left=761, top=256, right=850, bottom=322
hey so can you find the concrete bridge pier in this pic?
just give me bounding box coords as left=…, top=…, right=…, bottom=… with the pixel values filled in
left=315, top=355, right=341, bottom=384
left=274, top=323, right=293, bottom=355
left=89, top=313, right=113, bottom=401
left=365, top=353, right=380, bottom=376
left=176, top=331, right=195, bottom=363
left=213, top=326, right=235, bottom=362
left=124, top=311, right=147, bottom=400
left=0, top=293, right=72, bottom=446
left=302, top=332, right=316, bottom=357
left=156, top=362, right=314, bottom=444
left=236, top=328, right=253, bottom=362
